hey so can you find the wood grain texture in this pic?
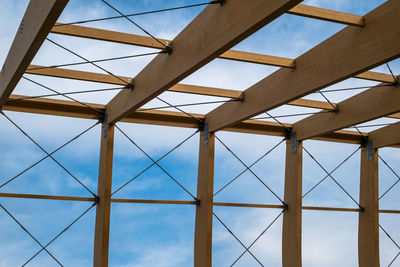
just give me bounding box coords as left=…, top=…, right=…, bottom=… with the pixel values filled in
left=194, top=131, right=215, bottom=267
left=358, top=146, right=379, bottom=267
left=294, top=84, right=400, bottom=141
left=93, top=123, right=114, bottom=267
left=0, top=0, right=68, bottom=107
left=287, top=4, right=364, bottom=27
left=369, top=122, right=400, bottom=148
left=206, top=0, right=400, bottom=132
left=282, top=138, right=302, bottom=267
left=106, top=0, right=302, bottom=123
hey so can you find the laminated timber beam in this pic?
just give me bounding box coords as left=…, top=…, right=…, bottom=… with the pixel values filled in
left=194, top=130, right=215, bottom=267
left=368, top=122, right=400, bottom=149
left=358, top=144, right=380, bottom=267
left=105, top=0, right=304, bottom=123
left=282, top=135, right=302, bottom=267
left=24, top=65, right=400, bottom=120
left=206, top=0, right=400, bottom=133
left=293, top=83, right=400, bottom=141
left=93, top=121, right=115, bottom=266
left=4, top=94, right=371, bottom=145
left=0, top=0, right=69, bottom=108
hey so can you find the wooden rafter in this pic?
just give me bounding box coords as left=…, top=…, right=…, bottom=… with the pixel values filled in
left=206, top=0, right=400, bottom=133
left=369, top=122, right=400, bottom=148
left=105, top=0, right=303, bottom=123
left=0, top=0, right=69, bottom=107
left=293, top=83, right=400, bottom=141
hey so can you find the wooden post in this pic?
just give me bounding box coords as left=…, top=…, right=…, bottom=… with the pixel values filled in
left=282, top=133, right=302, bottom=267
left=358, top=141, right=379, bottom=267
left=194, top=128, right=215, bottom=267
left=93, top=121, right=115, bottom=267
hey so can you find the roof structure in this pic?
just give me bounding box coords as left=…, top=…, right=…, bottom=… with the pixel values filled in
left=0, top=0, right=399, bottom=266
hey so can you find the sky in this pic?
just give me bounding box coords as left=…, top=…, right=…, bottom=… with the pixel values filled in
left=0, top=0, right=399, bottom=266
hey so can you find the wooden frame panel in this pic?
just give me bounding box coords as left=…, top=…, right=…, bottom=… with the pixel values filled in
left=105, top=0, right=302, bottom=123
left=0, top=0, right=68, bottom=107
left=206, top=0, right=400, bottom=133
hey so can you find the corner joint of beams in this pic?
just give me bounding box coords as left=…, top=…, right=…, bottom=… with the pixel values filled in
left=360, top=138, right=374, bottom=161
left=198, top=119, right=209, bottom=147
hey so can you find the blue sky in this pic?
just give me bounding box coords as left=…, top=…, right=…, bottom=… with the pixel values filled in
left=0, top=0, right=399, bottom=266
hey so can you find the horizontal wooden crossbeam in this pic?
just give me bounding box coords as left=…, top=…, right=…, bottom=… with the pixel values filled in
left=0, top=192, right=95, bottom=202
left=24, top=66, right=400, bottom=120
left=4, top=94, right=370, bottom=145
left=48, top=26, right=392, bottom=82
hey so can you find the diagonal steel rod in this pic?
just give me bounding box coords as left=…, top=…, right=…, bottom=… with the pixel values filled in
left=0, top=203, right=63, bottom=266
left=55, top=1, right=220, bottom=27
left=214, top=138, right=285, bottom=197
left=27, top=51, right=162, bottom=70
left=213, top=212, right=264, bottom=266
left=100, top=0, right=168, bottom=49
left=215, top=135, right=284, bottom=204
left=22, top=76, right=104, bottom=114
left=112, top=129, right=199, bottom=196
left=379, top=155, right=400, bottom=200
left=46, top=38, right=129, bottom=86
left=303, top=146, right=361, bottom=208
left=22, top=203, right=96, bottom=266
left=115, top=125, right=197, bottom=200
left=0, top=121, right=99, bottom=190
left=302, top=146, right=361, bottom=199
left=1, top=111, right=97, bottom=197
left=231, top=210, right=284, bottom=266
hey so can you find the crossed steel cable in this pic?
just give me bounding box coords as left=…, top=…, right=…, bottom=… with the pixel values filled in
left=112, top=125, right=198, bottom=200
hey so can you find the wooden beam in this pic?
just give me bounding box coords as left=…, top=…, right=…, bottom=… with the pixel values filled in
left=213, top=202, right=284, bottom=209
left=194, top=130, right=215, bottom=267
left=26, top=65, right=400, bottom=120
left=0, top=0, right=68, bottom=107
left=287, top=4, right=364, bottom=27
left=369, top=122, right=400, bottom=149
left=302, top=206, right=360, bottom=213
left=3, top=94, right=375, bottom=145
left=206, top=0, right=400, bottom=133
left=294, top=84, right=400, bottom=141
left=111, top=199, right=196, bottom=205
left=0, top=192, right=94, bottom=202
left=282, top=135, right=302, bottom=267
left=358, top=144, right=380, bottom=267
left=49, top=25, right=390, bottom=82
left=93, top=122, right=114, bottom=267
left=105, top=0, right=303, bottom=123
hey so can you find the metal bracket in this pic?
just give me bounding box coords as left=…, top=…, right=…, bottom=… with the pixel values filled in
left=203, top=123, right=209, bottom=147
left=102, top=113, right=108, bottom=138
left=367, top=140, right=373, bottom=161
left=291, top=132, right=297, bottom=153
left=125, top=79, right=134, bottom=90
left=359, top=206, right=365, bottom=214
left=283, top=203, right=289, bottom=212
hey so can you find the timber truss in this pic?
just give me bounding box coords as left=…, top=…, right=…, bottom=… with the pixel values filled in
left=0, top=0, right=400, bottom=266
